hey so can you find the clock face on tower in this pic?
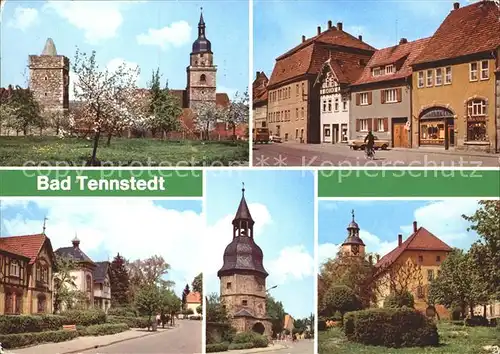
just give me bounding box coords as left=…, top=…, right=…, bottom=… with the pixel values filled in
left=351, top=245, right=359, bottom=255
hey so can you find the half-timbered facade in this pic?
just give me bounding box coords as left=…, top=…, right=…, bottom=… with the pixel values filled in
left=0, top=234, right=55, bottom=315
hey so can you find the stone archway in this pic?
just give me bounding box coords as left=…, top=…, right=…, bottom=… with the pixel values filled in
left=418, top=106, right=455, bottom=149
left=252, top=322, right=265, bottom=335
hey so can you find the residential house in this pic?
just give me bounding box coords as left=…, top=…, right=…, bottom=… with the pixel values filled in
left=0, top=234, right=55, bottom=315
left=266, top=21, right=375, bottom=143
left=93, top=261, right=111, bottom=313
left=283, top=314, right=294, bottom=332
left=253, top=71, right=269, bottom=129
left=54, top=237, right=96, bottom=310
left=411, top=1, right=500, bottom=152
left=374, top=221, right=452, bottom=318
left=314, top=44, right=369, bottom=144
left=185, top=291, right=201, bottom=316
left=350, top=37, right=430, bottom=148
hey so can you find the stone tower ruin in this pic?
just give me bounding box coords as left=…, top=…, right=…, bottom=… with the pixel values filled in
left=28, top=38, right=69, bottom=117
left=218, top=185, right=272, bottom=337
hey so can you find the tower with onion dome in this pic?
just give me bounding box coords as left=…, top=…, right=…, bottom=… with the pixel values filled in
left=340, top=209, right=366, bottom=257
left=218, top=184, right=272, bottom=337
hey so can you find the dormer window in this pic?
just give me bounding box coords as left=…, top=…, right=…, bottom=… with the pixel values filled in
left=372, top=67, right=381, bottom=76
left=385, top=65, right=395, bottom=74
left=10, top=261, right=20, bottom=277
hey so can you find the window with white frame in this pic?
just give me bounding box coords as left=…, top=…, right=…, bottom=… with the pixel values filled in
left=342, top=99, right=348, bottom=111
left=384, top=89, right=397, bottom=103
left=323, top=100, right=327, bottom=112
left=372, top=67, right=381, bottom=76
left=301, top=107, right=304, bottom=119
left=445, top=67, right=452, bottom=84
left=328, top=99, right=332, bottom=112
left=385, top=65, right=395, bottom=74
left=360, top=119, right=369, bottom=131
left=470, top=62, right=478, bottom=81
left=417, top=71, right=424, bottom=88
left=467, top=99, right=486, bottom=116
left=334, top=98, right=339, bottom=111
left=360, top=93, right=369, bottom=105
left=435, top=68, right=442, bottom=86
left=377, top=118, right=384, bottom=132
left=10, top=261, right=20, bottom=277
left=480, top=60, right=489, bottom=80
left=426, top=70, right=433, bottom=87
left=296, top=108, right=299, bottom=120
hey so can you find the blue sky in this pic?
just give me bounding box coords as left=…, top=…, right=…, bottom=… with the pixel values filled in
left=0, top=199, right=203, bottom=298
left=254, top=0, right=471, bottom=77
left=205, top=170, right=315, bottom=319
left=318, top=199, right=481, bottom=266
left=0, top=0, right=248, bottom=98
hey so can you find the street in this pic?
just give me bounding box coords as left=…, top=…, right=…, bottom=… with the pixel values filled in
left=252, top=143, right=500, bottom=167
left=82, top=320, right=201, bottom=354
left=266, top=340, right=314, bottom=353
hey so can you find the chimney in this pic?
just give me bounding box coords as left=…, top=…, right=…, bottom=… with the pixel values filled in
left=317, top=26, right=321, bottom=35
left=398, top=234, right=403, bottom=247
left=328, top=20, right=332, bottom=29
left=376, top=254, right=380, bottom=262
left=453, top=2, right=460, bottom=10
left=256, top=71, right=260, bottom=78
left=337, top=22, right=343, bottom=31
left=413, top=221, right=418, bottom=233
left=399, top=38, right=408, bottom=45
left=358, top=35, right=363, bottom=41
left=72, top=237, right=80, bottom=248
left=302, top=35, right=306, bottom=43
left=369, top=255, right=373, bottom=264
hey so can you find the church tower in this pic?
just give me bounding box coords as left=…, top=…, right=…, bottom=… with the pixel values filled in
left=187, top=9, right=217, bottom=112
left=218, top=184, right=272, bottom=337
left=341, top=210, right=365, bottom=257
left=28, top=38, right=69, bottom=116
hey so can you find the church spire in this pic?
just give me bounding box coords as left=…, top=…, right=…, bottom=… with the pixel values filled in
left=191, top=8, right=212, bottom=54
left=232, top=183, right=254, bottom=238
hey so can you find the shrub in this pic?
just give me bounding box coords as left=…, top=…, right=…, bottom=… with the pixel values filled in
left=78, top=323, right=129, bottom=336
left=343, top=308, right=439, bottom=348
left=318, top=318, right=326, bottom=331
left=206, top=342, right=229, bottom=352
left=190, top=315, right=202, bottom=320
left=60, top=309, right=106, bottom=326
left=0, top=330, right=79, bottom=349
left=107, top=316, right=150, bottom=328
left=383, top=292, right=415, bottom=309
left=322, top=285, right=361, bottom=320
left=490, top=318, right=498, bottom=327
left=465, top=316, right=489, bottom=327
left=107, top=307, right=137, bottom=317
left=206, top=322, right=236, bottom=344
left=232, top=331, right=268, bottom=348
left=229, top=342, right=254, bottom=350
left=0, top=315, right=65, bottom=334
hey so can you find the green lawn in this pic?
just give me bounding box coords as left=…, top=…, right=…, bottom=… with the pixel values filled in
left=319, top=323, right=500, bottom=354
left=0, top=136, right=249, bottom=166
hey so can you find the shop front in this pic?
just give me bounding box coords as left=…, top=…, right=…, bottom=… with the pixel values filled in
left=418, top=107, right=455, bottom=150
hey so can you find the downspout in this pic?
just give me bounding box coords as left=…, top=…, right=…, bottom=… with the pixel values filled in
left=406, top=76, right=412, bottom=148
left=493, top=48, right=499, bottom=153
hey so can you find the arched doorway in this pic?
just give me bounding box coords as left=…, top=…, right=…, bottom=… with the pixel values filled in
left=252, top=322, right=265, bottom=335
left=418, top=107, right=455, bottom=149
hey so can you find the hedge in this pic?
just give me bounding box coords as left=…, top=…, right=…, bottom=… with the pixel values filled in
left=0, top=330, right=79, bottom=349
left=206, top=322, right=236, bottom=344
left=232, top=331, right=268, bottom=348
left=206, top=342, right=229, bottom=352
left=229, top=342, right=254, bottom=350
left=107, top=307, right=137, bottom=317
left=59, top=309, right=107, bottom=326
left=0, top=315, right=66, bottom=334
left=107, top=316, right=151, bottom=328
left=383, top=292, right=415, bottom=309
left=78, top=323, right=129, bottom=336
left=344, top=308, right=439, bottom=348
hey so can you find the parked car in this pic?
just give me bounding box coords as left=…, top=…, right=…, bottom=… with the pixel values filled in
left=348, top=136, right=389, bottom=150
left=270, top=135, right=282, bottom=143
left=253, top=128, right=270, bottom=143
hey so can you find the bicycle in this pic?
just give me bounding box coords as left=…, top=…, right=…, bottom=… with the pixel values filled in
left=365, top=147, right=375, bottom=160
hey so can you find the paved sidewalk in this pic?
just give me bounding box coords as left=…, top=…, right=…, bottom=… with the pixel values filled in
left=222, top=344, right=288, bottom=354
left=5, top=328, right=169, bottom=354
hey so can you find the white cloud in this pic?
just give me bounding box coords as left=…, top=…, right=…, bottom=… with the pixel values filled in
left=400, top=199, right=480, bottom=248
left=136, top=21, right=192, bottom=50
left=8, top=6, right=38, bottom=31
left=1, top=199, right=203, bottom=297
left=218, top=86, right=238, bottom=100
left=320, top=202, right=338, bottom=211
left=43, top=1, right=137, bottom=43
left=318, top=242, right=339, bottom=268
left=205, top=203, right=313, bottom=293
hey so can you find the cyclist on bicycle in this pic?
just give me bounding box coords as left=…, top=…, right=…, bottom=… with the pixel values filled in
left=364, top=130, right=375, bottom=156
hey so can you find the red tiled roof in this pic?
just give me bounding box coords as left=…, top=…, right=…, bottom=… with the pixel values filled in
left=375, top=226, right=452, bottom=270
left=216, top=93, right=230, bottom=108
left=413, top=1, right=500, bottom=65
left=253, top=71, right=269, bottom=105
left=317, top=50, right=373, bottom=86
left=186, top=291, right=201, bottom=303
left=0, top=234, right=50, bottom=264
left=268, top=26, right=376, bottom=88
left=353, top=37, right=431, bottom=86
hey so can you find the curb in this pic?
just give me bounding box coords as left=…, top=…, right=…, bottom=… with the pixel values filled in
left=63, top=329, right=168, bottom=354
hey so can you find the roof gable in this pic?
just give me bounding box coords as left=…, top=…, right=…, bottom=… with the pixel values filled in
left=0, top=234, right=51, bottom=264
left=186, top=291, right=201, bottom=303
left=93, top=261, right=110, bottom=283
left=375, top=226, right=452, bottom=270
left=413, top=1, right=500, bottom=65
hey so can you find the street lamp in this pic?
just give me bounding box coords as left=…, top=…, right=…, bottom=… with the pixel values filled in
left=266, top=285, right=277, bottom=292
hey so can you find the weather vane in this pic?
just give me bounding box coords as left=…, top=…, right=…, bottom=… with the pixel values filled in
left=242, top=182, right=245, bottom=194
left=42, top=216, right=48, bottom=233
left=351, top=209, right=355, bottom=220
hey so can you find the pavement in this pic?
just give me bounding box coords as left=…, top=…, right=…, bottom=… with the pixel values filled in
left=5, top=320, right=201, bottom=354
left=252, top=142, right=500, bottom=167
left=224, top=340, right=314, bottom=354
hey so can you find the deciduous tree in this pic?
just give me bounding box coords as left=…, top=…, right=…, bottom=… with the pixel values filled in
left=127, top=255, right=173, bottom=302
left=206, top=293, right=229, bottom=323
left=192, top=273, right=202, bottom=294
left=195, top=102, right=226, bottom=140
left=225, top=90, right=249, bottom=140
left=322, top=284, right=361, bottom=324
left=266, top=295, right=286, bottom=337
left=53, top=255, right=78, bottom=313
left=135, top=284, right=161, bottom=330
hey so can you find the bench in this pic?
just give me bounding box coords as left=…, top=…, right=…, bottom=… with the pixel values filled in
left=63, top=324, right=77, bottom=331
